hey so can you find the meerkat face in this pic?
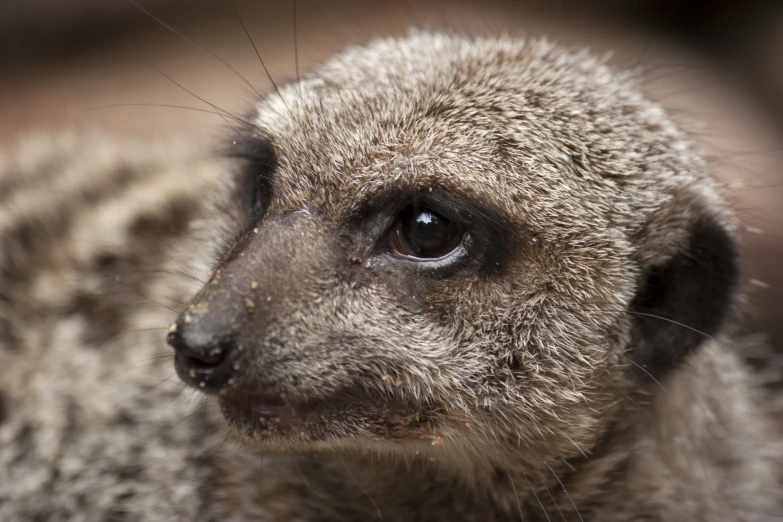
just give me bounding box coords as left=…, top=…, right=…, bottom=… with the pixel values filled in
left=167, top=34, right=739, bottom=465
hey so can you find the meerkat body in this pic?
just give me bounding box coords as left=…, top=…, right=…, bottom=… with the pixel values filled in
left=1, top=33, right=781, bottom=521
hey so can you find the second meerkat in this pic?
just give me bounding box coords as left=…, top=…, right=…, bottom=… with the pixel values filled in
left=1, top=32, right=781, bottom=521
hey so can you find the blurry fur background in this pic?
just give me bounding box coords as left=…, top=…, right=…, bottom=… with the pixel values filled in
left=1, top=0, right=782, bottom=388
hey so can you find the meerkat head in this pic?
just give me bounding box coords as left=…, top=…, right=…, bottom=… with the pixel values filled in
left=167, top=33, right=739, bottom=471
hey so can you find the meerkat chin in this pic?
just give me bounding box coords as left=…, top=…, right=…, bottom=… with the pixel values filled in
left=1, top=31, right=781, bottom=522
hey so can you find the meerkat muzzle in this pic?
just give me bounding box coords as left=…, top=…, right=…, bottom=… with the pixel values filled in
left=167, top=211, right=345, bottom=400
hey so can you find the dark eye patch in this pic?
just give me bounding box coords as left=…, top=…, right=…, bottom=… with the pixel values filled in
left=226, top=134, right=277, bottom=227
left=354, top=187, right=516, bottom=277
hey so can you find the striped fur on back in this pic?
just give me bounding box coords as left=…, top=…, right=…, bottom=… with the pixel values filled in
left=0, top=131, right=235, bottom=520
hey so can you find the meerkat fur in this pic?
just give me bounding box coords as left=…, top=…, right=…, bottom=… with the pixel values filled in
left=1, top=32, right=781, bottom=521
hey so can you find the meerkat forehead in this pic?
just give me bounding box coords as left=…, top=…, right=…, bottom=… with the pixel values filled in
left=245, top=32, right=721, bottom=250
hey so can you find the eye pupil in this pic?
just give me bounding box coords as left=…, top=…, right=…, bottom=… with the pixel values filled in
left=410, top=211, right=445, bottom=247
left=391, top=205, right=463, bottom=259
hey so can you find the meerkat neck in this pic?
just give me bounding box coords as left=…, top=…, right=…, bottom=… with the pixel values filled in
left=529, top=341, right=782, bottom=521
left=290, top=341, right=779, bottom=521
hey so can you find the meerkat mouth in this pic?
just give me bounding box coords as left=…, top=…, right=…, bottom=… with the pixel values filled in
left=217, top=390, right=441, bottom=448
left=218, top=392, right=325, bottom=424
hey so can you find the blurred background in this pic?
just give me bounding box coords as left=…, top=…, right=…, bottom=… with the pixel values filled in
left=1, top=0, right=781, bottom=361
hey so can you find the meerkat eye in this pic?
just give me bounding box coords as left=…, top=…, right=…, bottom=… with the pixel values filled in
left=389, top=205, right=464, bottom=259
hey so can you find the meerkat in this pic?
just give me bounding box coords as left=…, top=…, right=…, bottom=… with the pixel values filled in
left=1, top=31, right=782, bottom=521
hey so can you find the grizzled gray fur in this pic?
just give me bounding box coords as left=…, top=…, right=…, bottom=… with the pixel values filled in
left=1, top=33, right=782, bottom=521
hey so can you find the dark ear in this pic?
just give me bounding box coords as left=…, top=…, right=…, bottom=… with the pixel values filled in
left=628, top=214, right=740, bottom=379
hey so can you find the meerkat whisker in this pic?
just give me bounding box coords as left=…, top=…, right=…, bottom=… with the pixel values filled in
left=292, top=0, right=301, bottom=86
left=225, top=0, right=293, bottom=118
left=338, top=453, right=384, bottom=521
left=145, top=62, right=257, bottom=128
left=126, top=0, right=262, bottom=98
left=84, top=102, right=247, bottom=121
left=122, top=357, right=176, bottom=373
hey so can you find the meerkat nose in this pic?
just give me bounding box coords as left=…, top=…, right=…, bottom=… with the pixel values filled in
left=167, top=320, right=240, bottom=392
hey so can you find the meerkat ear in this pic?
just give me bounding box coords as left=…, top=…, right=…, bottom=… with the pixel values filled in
left=628, top=213, right=740, bottom=379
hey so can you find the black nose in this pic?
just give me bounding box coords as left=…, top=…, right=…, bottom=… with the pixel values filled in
left=167, top=322, right=239, bottom=392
